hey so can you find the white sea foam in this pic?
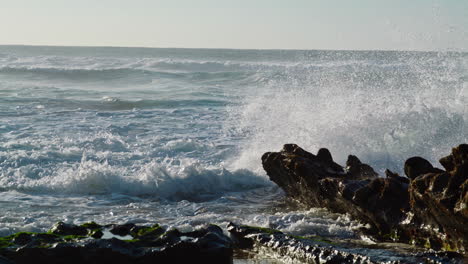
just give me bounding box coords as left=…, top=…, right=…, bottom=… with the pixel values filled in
left=0, top=143, right=269, bottom=199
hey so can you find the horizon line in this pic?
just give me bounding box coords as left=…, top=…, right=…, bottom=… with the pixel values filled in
left=1, top=43, right=466, bottom=54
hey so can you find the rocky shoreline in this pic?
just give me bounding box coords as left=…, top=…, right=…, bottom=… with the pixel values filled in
left=0, top=222, right=466, bottom=264
left=0, top=222, right=232, bottom=264
left=0, top=221, right=465, bottom=264
left=0, top=144, right=466, bottom=263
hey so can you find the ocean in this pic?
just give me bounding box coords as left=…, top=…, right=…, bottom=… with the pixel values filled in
left=0, top=45, right=467, bottom=260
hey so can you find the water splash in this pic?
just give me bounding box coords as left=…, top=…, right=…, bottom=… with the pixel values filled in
left=228, top=51, right=468, bottom=174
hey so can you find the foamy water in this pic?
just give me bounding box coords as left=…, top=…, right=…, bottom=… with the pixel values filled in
left=0, top=46, right=466, bottom=248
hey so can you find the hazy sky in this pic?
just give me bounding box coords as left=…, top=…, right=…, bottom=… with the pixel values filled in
left=1, top=0, right=467, bottom=51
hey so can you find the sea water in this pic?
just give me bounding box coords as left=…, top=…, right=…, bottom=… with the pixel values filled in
left=0, top=46, right=466, bottom=257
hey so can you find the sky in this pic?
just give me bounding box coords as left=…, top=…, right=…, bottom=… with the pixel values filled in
left=1, top=0, right=467, bottom=51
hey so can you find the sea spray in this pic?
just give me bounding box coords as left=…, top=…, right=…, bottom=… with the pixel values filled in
left=228, top=51, right=468, bottom=174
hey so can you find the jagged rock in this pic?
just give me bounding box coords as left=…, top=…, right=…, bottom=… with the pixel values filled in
left=90, top=230, right=103, bottom=239
left=404, top=157, right=443, bottom=180
left=262, top=143, right=468, bottom=253
left=227, top=223, right=465, bottom=264
left=346, top=155, right=379, bottom=179
left=408, top=144, right=468, bottom=252
left=317, top=148, right=333, bottom=163
left=0, top=222, right=233, bottom=264
left=49, top=222, right=88, bottom=236
left=440, top=155, right=455, bottom=172
left=109, top=223, right=135, bottom=236
left=228, top=223, right=378, bottom=263
left=385, top=169, right=409, bottom=183
left=262, top=144, right=408, bottom=235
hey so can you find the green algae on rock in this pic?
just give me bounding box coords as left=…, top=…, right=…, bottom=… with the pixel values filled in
left=0, top=222, right=233, bottom=264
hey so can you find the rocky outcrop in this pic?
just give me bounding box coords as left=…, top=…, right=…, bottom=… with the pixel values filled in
left=406, top=144, right=468, bottom=252
left=262, top=143, right=468, bottom=253
left=227, top=223, right=465, bottom=264
left=228, top=223, right=378, bottom=264
left=262, top=144, right=409, bottom=236
left=0, top=222, right=233, bottom=264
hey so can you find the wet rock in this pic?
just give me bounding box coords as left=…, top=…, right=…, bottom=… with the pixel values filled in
left=34, top=233, right=59, bottom=244
left=90, top=230, right=103, bottom=239
left=11, top=233, right=32, bottom=246
left=385, top=169, right=409, bottom=184
left=346, top=155, right=379, bottom=180
left=228, top=223, right=373, bottom=263
left=317, top=148, right=333, bottom=163
left=157, top=229, right=182, bottom=245
left=0, top=222, right=233, bottom=264
left=439, top=154, right=455, bottom=172
left=129, top=224, right=164, bottom=241
left=227, top=223, right=463, bottom=264
left=262, top=143, right=468, bottom=253
left=385, top=169, right=398, bottom=178
left=109, top=223, right=135, bottom=237
left=262, top=144, right=408, bottom=235
left=404, top=156, right=444, bottom=180
left=408, top=144, right=468, bottom=252
left=49, top=222, right=88, bottom=236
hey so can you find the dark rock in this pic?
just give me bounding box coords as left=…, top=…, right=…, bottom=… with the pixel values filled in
left=110, top=223, right=135, bottom=237
left=262, top=144, right=408, bottom=235
left=346, top=155, right=379, bottom=179
left=346, top=155, right=361, bottom=167
left=129, top=224, right=164, bottom=241
left=439, top=154, right=455, bottom=172
left=34, top=233, right=60, bottom=244
left=90, top=230, right=103, bottom=239
left=227, top=223, right=461, bottom=264
left=317, top=148, right=334, bottom=163
left=49, top=222, right=88, bottom=236
left=159, top=229, right=182, bottom=244
left=408, top=144, right=468, bottom=252
left=80, top=222, right=101, bottom=230
left=11, top=233, right=32, bottom=246
left=0, top=223, right=233, bottom=264
left=384, top=169, right=398, bottom=178
left=404, top=156, right=443, bottom=180
left=385, top=169, right=409, bottom=184
left=317, top=148, right=345, bottom=173
left=262, top=143, right=468, bottom=253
